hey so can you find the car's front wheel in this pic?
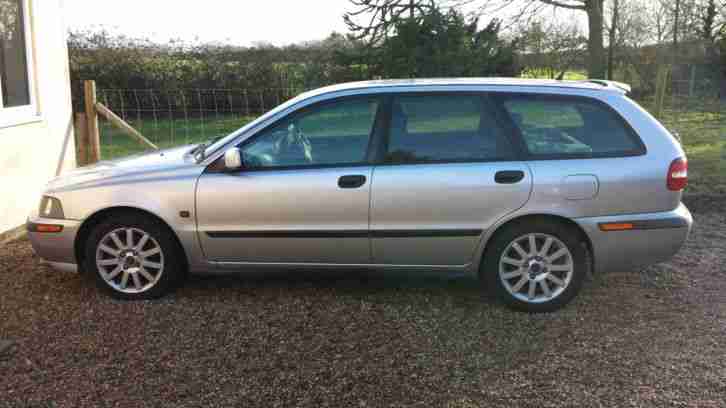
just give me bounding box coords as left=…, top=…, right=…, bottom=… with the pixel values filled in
left=84, top=213, right=184, bottom=299
left=482, top=219, right=587, bottom=312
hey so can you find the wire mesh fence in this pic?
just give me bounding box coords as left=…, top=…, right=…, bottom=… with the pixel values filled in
left=640, top=85, right=723, bottom=141
left=71, top=84, right=308, bottom=159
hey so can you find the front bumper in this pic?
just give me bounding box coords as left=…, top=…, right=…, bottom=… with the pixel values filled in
left=27, top=217, right=81, bottom=272
left=575, top=203, right=693, bottom=274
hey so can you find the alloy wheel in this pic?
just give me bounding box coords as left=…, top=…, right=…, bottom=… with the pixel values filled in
left=95, top=227, right=165, bottom=294
left=498, top=233, right=574, bottom=304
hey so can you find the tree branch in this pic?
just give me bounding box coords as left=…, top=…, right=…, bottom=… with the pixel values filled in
left=538, top=0, right=586, bottom=11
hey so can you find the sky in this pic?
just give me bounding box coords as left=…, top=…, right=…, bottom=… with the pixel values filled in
left=62, top=0, right=585, bottom=46
left=63, top=0, right=353, bottom=46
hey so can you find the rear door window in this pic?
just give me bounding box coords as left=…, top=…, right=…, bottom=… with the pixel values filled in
left=498, top=95, right=645, bottom=158
left=385, top=94, right=515, bottom=163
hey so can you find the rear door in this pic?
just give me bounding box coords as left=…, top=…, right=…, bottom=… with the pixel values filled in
left=369, top=93, right=532, bottom=267
left=492, top=93, right=653, bottom=216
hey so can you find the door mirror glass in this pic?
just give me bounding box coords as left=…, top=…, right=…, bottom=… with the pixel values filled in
left=224, top=147, right=243, bottom=170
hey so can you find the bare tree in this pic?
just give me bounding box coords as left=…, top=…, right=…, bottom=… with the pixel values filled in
left=348, top=0, right=723, bottom=80
left=516, top=18, right=586, bottom=79
left=606, top=0, right=619, bottom=79
left=450, top=0, right=607, bottom=78
left=344, top=0, right=437, bottom=44
left=669, top=0, right=710, bottom=46
left=650, top=0, right=675, bottom=44
left=674, top=0, right=681, bottom=54
left=614, top=0, right=674, bottom=93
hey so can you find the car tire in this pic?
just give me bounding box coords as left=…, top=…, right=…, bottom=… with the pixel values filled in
left=83, top=213, right=184, bottom=300
left=482, top=219, right=587, bottom=313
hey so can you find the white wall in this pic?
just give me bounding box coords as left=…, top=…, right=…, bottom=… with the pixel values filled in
left=0, top=0, right=75, bottom=233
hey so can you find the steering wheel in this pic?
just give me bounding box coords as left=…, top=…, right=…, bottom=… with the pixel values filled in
left=274, top=123, right=313, bottom=164
left=242, top=151, right=274, bottom=167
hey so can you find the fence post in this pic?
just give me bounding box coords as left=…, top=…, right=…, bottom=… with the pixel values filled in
left=654, top=67, right=670, bottom=120
left=95, top=102, right=159, bottom=150
left=74, top=113, right=89, bottom=166
left=84, top=80, right=101, bottom=163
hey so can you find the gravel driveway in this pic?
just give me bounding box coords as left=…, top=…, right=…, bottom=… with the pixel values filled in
left=1, top=196, right=724, bottom=407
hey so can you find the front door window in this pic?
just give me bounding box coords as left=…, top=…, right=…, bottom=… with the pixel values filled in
left=241, top=98, right=380, bottom=168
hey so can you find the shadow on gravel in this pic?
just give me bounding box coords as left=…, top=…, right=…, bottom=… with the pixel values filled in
left=173, top=269, right=498, bottom=306
left=682, top=193, right=725, bottom=214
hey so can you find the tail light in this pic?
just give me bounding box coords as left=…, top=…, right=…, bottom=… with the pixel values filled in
left=667, top=158, right=688, bottom=191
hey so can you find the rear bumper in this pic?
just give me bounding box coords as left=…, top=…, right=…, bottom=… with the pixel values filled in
left=27, top=217, right=81, bottom=272
left=575, top=203, right=693, bottom=274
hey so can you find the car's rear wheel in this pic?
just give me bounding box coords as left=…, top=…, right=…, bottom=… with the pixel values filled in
left=482, top=219, right=586, bottom=312
left=84, top=214, right=183, bottom=300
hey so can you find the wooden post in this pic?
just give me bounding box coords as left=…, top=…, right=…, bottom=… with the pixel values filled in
left=74, top=113, right=89, bottom=166
left=84, top=80, right=101, bottom=163
left=654, top=67, right=670, bottom=120
left=95, top=102, right=158, bottom=150
left=688, top=66, right=696, bottom=97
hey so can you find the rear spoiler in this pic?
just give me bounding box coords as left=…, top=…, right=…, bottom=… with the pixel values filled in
left=584, top=80, right=632, bottom=94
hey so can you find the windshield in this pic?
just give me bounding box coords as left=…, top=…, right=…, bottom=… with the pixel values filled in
left=201, top=92, right=311, bottom=160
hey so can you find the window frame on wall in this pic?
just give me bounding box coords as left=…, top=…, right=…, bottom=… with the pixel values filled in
left=0, top=0, right=39, bottom=129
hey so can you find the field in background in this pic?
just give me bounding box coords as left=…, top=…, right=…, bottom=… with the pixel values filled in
left=642, top=98, right=726, bottom=194
left=98, top=114, right=256, bottom=159
left=93, top=93, right=724, bottom=195
left=520, top=69, right=588, bottom=81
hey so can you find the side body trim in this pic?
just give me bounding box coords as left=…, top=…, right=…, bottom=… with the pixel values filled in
left=205, top=229, right=484, bottom=239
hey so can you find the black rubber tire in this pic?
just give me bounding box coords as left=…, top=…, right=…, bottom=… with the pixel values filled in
left=83, top=213, right=185, bottom=300
left=481, top=219, right=587, bottom=313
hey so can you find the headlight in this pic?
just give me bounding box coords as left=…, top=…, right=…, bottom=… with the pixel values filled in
left=39, top=196, right=64, bottom=219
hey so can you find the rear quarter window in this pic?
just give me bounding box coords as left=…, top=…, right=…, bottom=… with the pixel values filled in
left=498, top=94, right=645, bottom=158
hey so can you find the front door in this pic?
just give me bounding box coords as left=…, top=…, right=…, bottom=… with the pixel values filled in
left=196, top=96, right=383, bottom=264
left=370, top=93, right=532, bottom=267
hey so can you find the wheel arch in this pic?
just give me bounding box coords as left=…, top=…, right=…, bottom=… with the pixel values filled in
left=475, top=213, right=594, bottom=277
left=74, top=206, right=188, bottom=273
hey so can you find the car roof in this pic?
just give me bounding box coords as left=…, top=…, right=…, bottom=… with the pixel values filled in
left=302, top=78, right=631, bottom=98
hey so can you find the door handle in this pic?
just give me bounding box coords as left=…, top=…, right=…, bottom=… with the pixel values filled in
left=495, top=170, right=525, bottom=184
left=338, top=175, right=367, bottom=189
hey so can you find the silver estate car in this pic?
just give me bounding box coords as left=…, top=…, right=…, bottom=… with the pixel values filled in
left=28, top=79, right=692, bottom=312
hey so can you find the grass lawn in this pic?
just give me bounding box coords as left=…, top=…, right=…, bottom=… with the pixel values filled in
left=643, top=100, right=726, bottom=195
left=96, top=114, right=257, bottom=159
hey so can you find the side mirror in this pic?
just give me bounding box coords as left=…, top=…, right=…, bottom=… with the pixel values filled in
left=223, top=148, right=243, bottom=170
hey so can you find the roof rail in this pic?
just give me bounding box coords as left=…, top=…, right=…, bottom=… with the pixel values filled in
left=584, top=80, right=632, bottom=94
